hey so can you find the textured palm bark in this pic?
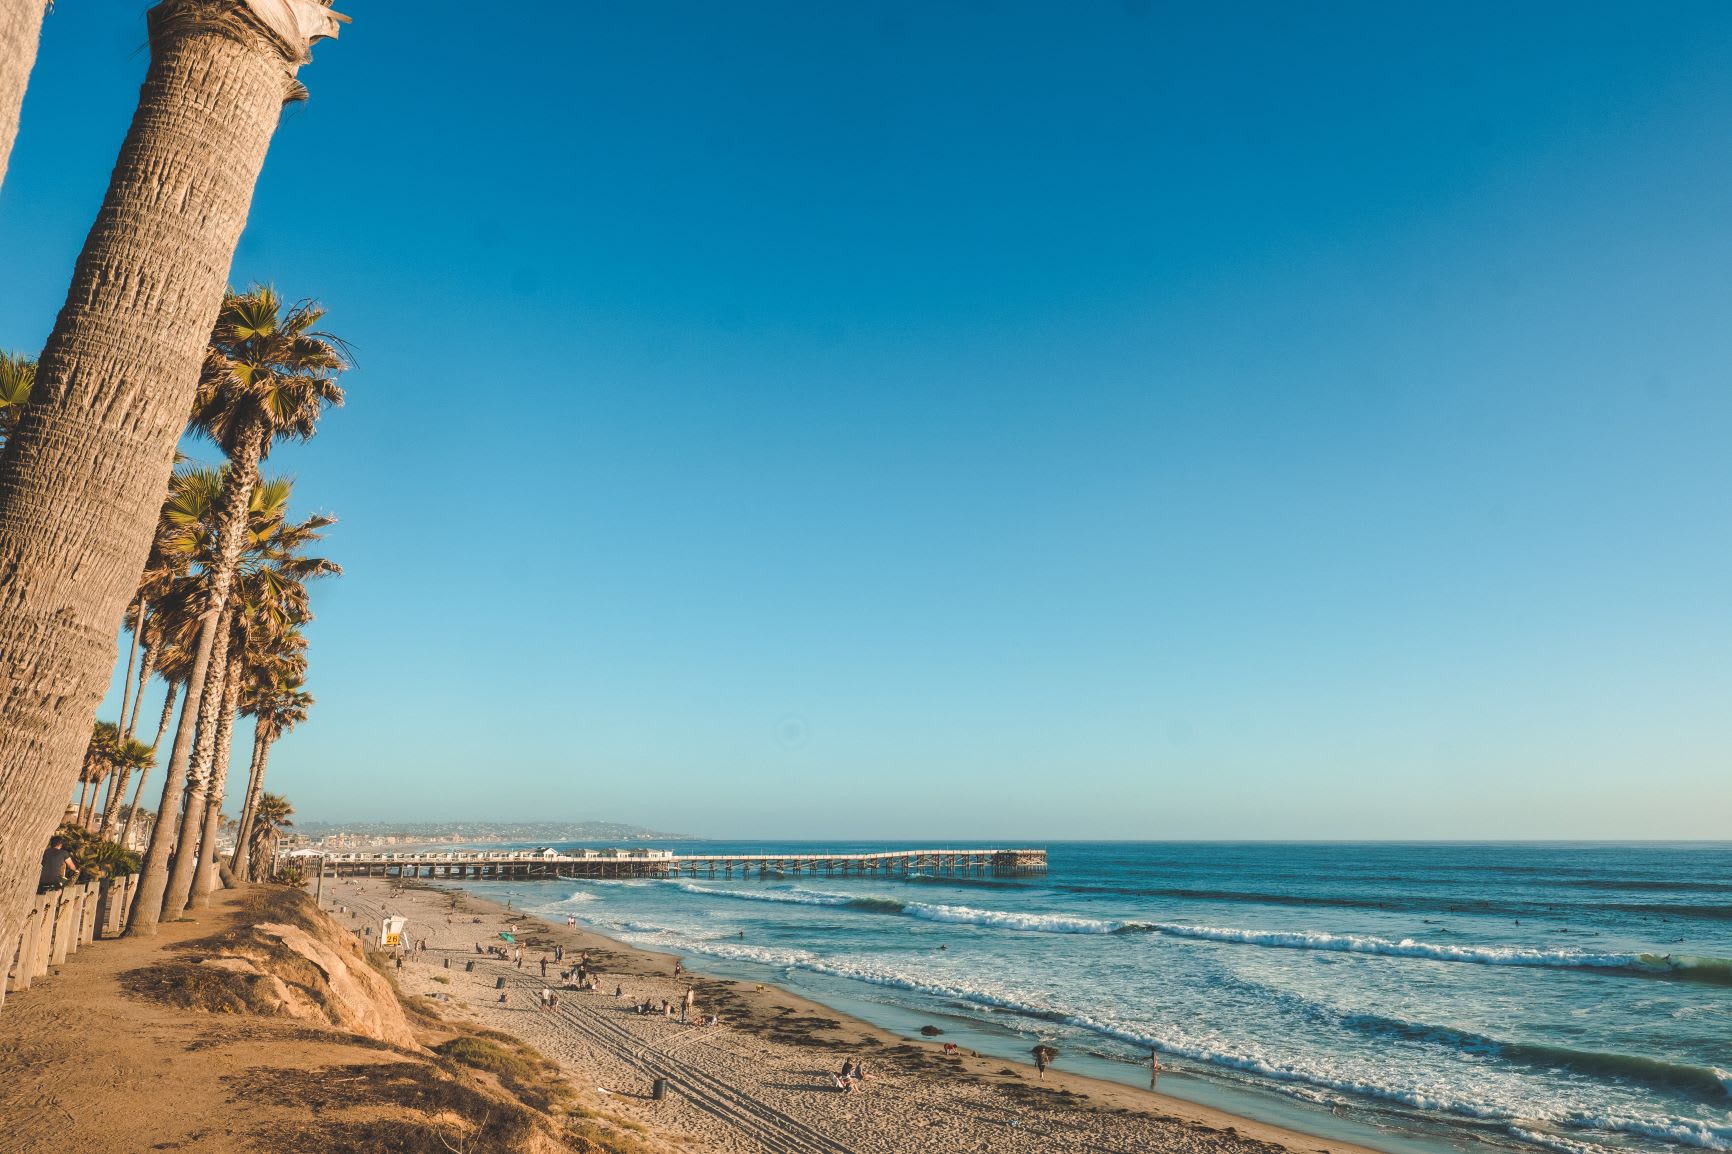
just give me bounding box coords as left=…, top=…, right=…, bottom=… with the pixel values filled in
left=0, top=3, right=314, bottom=948
left=160, top=595, right=236, bottom=919
left=161, top=425, right=261, bottom=918
left=189, top=640, right=242, bottom=903
left=116, top=599, right=145, bottom=743
left=130, top=632, right=209, bottom=932
left=126, top=641, right=154, bottom=739
left=149, top=680, right=178, bottom=752
left=230, top=729, right=269, bottom=878
left=98, top=757, right=133, bottom=839
left=0, top=0, right=47, bottom=191
left=118, top=681, right=174, bottom=850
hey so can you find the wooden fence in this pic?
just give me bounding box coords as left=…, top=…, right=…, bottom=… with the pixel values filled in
left=0, top=874, right=137, bottom=1013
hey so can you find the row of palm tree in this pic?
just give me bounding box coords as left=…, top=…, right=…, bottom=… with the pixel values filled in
left=0, top=2, right=347, bottom=970
left=25, top=280, right=345, bottom=932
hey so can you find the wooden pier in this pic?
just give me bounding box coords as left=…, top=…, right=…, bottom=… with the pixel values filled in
left=308, top=847, right=1047, bottom=883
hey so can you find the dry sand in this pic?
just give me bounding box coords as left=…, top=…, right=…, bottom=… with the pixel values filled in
left=332, top=874, right=1381, bottom=1154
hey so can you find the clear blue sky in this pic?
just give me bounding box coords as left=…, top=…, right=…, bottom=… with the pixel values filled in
left=4, top=2, right=1729, bottom=839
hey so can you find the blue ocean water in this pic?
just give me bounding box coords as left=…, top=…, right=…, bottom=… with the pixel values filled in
left=465, top=842, right=1731, bottom=1154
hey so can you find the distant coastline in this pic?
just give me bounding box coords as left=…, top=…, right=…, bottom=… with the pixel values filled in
left=293, top=819, right=695, bottom=850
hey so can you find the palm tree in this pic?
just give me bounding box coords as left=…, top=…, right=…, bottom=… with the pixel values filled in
left=133, top=466, right=301, bottom=918
left=245, top=791, right=294, bottom=882
left=231, top=657, right=311, bottom=880
left=190, top=494, right=334, bottom=902
left=75, top=722, right=121, bottom=829
left=0, top=0, right=346, bottom=951
left=96, top=736, right=156, bottom=841
left=0, top=350, right=33, bottom=450
left=0, top=0, right=49, bottom=190
left=159, top=286, right=346, bottom=920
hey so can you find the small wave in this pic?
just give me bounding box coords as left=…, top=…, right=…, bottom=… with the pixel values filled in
left=1130, top=923, right=1732, bottom=985
left=672, top=882, right=853, bottom=907
left=905, top=872, right=1032, bottom=890
left=1505, top=1124, right=1618, bottom=1154
left=1568, top=1112, right=1732, bottom=1152
left=903, top=902, right=1126, bottom=934
left=1347, top=1015, right=1732, bottom=1101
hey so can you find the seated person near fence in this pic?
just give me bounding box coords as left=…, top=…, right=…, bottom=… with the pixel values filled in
left=39, top=836, right=80, bottom=893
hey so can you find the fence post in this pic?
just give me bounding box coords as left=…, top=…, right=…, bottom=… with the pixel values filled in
left=78, top=882, right=98, bottom=945
left=29, top=894, right=51, bottom=977
left=49, top=890, right=77, bottom=965
left=97, top=878, right=122, bottom=938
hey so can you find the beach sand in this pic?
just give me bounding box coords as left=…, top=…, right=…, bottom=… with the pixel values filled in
left=330, top=874, right=1379, bottom=1154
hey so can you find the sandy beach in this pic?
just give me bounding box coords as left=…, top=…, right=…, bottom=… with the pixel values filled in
left=327, top=873, right=1377, bottom=1154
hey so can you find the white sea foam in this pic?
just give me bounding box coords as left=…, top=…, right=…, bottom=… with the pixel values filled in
left=672, top=882, right=853, bottom=907
left=902, top=902, right=1126, bottom=934
left=1134, top=922, right=1662, bottom=972
left=1506, top=1125, right=1619, bottom=1154
left=661, top=885, right=1683, bottom=974
left=1567, top=1114, right=1732, bottom=1153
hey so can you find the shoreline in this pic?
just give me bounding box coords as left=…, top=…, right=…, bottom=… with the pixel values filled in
left=329, top=873, right=1391, bottom=1154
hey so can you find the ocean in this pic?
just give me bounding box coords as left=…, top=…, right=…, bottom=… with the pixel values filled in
left=459, top=842, right=1731, bottom=1154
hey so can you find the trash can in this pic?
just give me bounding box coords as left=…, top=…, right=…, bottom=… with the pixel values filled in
left=443, top=958, right=450, bottom=969
left=652, top=1078, right=669, bottom=1101
left=465, top=961, right=475, bottom=972
left=495, top=976, right=506, bottom=989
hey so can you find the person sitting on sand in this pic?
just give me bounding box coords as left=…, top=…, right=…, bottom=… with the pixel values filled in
left=835, top=1059, right=856, bottom=1091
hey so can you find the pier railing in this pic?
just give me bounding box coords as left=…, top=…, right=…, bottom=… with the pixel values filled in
left=308, top=847, right=1048, bottom=883
left=1, top=874, right=137, bottom=1013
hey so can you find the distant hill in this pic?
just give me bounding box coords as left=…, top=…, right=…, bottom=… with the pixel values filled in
left=293, top=820, right=692, bottom=843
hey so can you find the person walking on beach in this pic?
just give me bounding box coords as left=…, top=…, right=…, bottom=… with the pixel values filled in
left=1150, top=1050, right=1162, bottom=1089
left=1031, top=1045, right=1055, bottom=1079
left=539, top=956, right=548, bottom=978
left=682, top=988, right=695, bottom=1022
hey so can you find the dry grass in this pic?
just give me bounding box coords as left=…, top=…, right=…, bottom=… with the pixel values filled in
left=118, top=960, right=280, bottom=1015
left=435, top=1030, right=575, bottom=1114
left=226, top=1061, right=545, bottom=1153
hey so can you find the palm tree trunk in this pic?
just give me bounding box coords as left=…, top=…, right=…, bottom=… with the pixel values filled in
left=230, top=730, right=270, bottom=879
left=117, top=598, right=144, bottom=745
left=190, top=640, right=243, bottom=904
left=162, top=427, right=263, bottom=919
left=0, top=1, right=338, bottom=948
left=161, top=595, right=241, bottom=920
left=130, top=656, right=206, bottom=932
left=118, top=679, right=176, bottom=851
left=0, top=0, right=48, bottom=191
left=126, top=642, right=154, bottom=741
left=98, top=760, right=133, bottom=839
left=82, top=774, right=105, bottom=829
left=119, top=681, right=175, bottom=851
left=150, top=680, right=178, bottom=752
left=73, top=776, right=90, bottom=825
